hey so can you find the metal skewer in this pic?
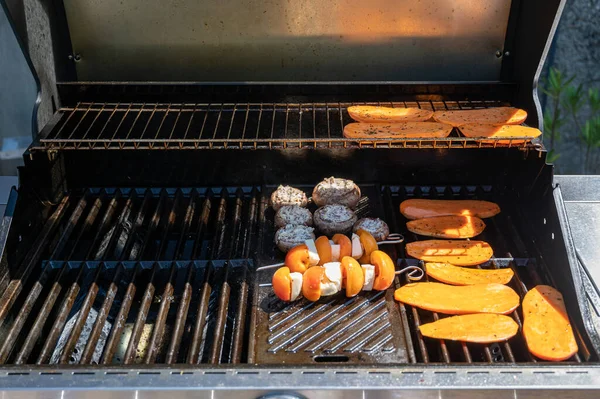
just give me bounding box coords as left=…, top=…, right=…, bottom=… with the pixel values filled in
left=258, top=262, right=424, bottom=287
left=256, top=233, right=405, bottom=271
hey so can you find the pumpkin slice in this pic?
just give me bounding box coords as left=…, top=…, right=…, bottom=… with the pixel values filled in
left=347, top=106, right=433, bottom=123
left=433, top=107, right=527, bottom=127
left=522, top=285, right=578, bottom=361
left=459, top=124, right=541, bottom=144
left=425, top=262, right=514, bottom=285
left=419, top=314, right=519, bottom=343
left=400, top=199, right=500, bottom=220
left=406, top=240, right=493, bottom=266
left=394, top=282, right=520, bottom=315
left=406, top=215, right=486, bottom=239
left=343, top=122, right=452, bottom=141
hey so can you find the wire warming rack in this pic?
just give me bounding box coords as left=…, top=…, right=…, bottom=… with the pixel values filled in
left=34, top=100, right=541, bottom=151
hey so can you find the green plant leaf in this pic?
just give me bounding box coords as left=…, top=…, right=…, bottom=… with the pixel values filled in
left=563, top=84, right=584, bottom=115
left=589, top=88, right=600, bottom=116
left=581, top=116, right=600, bottom=148
left=543, top=110, right=564, bottom=138
left=542, top=68, right=576, bottom=99
left=547, top=149, right=560, bottom=163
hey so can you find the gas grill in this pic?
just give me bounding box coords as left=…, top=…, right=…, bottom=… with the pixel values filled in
left=2, top=0, right=600, bottom=397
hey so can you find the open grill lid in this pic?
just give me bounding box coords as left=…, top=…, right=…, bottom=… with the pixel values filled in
left=16, top=0, right=564, bottom=135
left=57, top=0, right=560, bottom=86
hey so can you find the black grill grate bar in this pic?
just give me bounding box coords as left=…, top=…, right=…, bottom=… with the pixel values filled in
left=163, top=190, right=199, bottom=364
left=36, top=190, right=144, bottom=364
left=78, top=188, right=140, bottom=364
left=0, top=193, right=90, bottom=364
left=34, top=100, right=542, bottom=151
left=99, top=190, right=154, bottom=364
left=210, top=189, right=245, bottom=364
left=58, top=264, right=103, bottom=364
left=186, top=194, right=216, bottom=364
left=0, top=195, right=71, bottom=330
left=58, top=190, right=142, bottom=364
left=381, top=186, right=419, bottom=364
left=231, top=189, right=259, bottom=363
left=14, top=193, right=106, bottom=365
left=144, top=191, right=194, bottom=364
left=122, top=190, right=174, bottom=364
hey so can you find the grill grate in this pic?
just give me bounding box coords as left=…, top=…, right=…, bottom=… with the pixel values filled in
left=0, top=184, right=592, bottom=366
left=0, top=187, right=259, bottom=365
left=32, top=100, right=541, bottom=151
left=382, top=185, right=590, bottom=364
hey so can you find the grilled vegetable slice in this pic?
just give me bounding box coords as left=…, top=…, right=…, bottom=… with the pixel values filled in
left=341, top=256, right=365, bottom=297
left=523, top=285, right=578, bottom=361
left=332, top=234, right=352, bottom=259
left=432, top=107, right=527, bottom=127
left=356, top=229, right=378, bottom=264
left=459, top=124, right=542, bottom=144
left=406, top=240, right=493, bottom=266
left=315, top=236, right=333, bottom=266
left=347, top=106, right=434, bottom=123
left=394, top=282, right=519, bottom=315
left=370, top=250, right=396, bottom=291
left=400, top=199, right=501, bottom=220
left=284, top=244, right=313, bottom=273
left=302, top=266, right=325, bottom=302
left=272, top=267, right=293, bottom=301
left=419, top=314, right=519, bottom=343
left=425, top=262, right=514, bottom=285
left=406, top=215, right=486, bottom=239
left=343, top=122, right=452, bottom=140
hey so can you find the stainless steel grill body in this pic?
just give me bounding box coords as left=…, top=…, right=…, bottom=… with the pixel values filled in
left=2, top=0, right=598, bottom=396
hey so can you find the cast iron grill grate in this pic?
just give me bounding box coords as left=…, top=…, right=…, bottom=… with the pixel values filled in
left=32, top=100, right=542, bottom=151
left=0, top=185, right=592, bottom=366
left=0, top=187, right=259, bottom=365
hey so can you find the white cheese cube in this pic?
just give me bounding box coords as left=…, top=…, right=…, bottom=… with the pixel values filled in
left=322, top=262, right=342, bottom=294
left=362, top=264, right=376, bottom=291
left=290, top=272, right=303, bottom=301
left=304, top=239, right=320, bottom=266
left=351, top=233, right=363, bottom=259
left=330, top=244, right=341, bottom=261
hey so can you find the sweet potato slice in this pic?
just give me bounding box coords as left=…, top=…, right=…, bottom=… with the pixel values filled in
left=459, top=124, right=541, bottom=144
left=432, top=107, right=527, bottom=127
left=419, top=314, right=518, bottom=343
left=425, top=262, right=514, bottom=285
left=343, top=122, right=452, bottom=140
left=405, top=240, right=493, bottom=266
left=400, top=199, right=500, bottom=220
left=523, top=285, right=578, bottom=361
left=406, top=215, right=486, bottom=239
left=347, top=106, right=434, bottom=123
left=394, top=282, right=520, bottom=315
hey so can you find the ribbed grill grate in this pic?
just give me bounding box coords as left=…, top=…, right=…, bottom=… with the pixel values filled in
left=30, top=100, right=542, bottom=151
left=0, top=184, right=592, bottom=366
